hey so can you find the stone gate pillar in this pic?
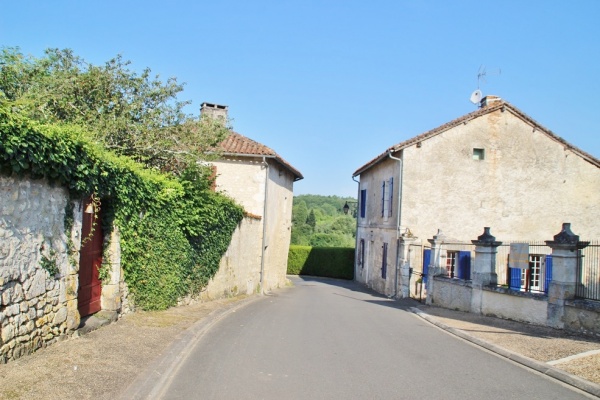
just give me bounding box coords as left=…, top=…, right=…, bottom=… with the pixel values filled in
left=470, top=227, right=502, bottom=314
left=397, top=235, right=418, bottom=299
left=545, top=223, right=589, bottom=329
left=425, top=230, right=445, bottom=305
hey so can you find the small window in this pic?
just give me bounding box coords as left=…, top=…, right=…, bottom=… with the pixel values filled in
left=473, top=148, right=485, bottom=160
left=382, top=243, right=388, bottom=279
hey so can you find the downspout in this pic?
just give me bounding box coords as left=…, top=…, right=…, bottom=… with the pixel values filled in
left=352, top=175, right=361, bottom=283
left=260, top=156, right=269, bottom=295
left=388, top=150, right=403, bottom=298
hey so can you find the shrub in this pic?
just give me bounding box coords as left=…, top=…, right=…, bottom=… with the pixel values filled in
left=287, top=245, right=354, bottom=280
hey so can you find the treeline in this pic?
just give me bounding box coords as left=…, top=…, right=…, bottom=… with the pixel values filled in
left=291, top=194, right=357, bottom=247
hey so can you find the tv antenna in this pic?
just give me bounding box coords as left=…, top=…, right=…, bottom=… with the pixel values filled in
left=470, top=65, right=501, bottom=105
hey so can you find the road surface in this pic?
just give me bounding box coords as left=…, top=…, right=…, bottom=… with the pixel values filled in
left=158, top=276, right=593, bottom=399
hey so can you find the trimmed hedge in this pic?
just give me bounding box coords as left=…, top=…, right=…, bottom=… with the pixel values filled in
left=287, top=245, right=354, bottom=280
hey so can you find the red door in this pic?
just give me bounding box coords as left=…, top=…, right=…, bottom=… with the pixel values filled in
left=78, top=197, right=103, bottom=317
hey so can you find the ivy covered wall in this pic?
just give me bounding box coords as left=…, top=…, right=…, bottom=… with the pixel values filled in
left=0, top=101, right=244, bottom=311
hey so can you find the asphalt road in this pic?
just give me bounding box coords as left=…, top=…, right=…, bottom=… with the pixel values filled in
left=158, top=277, right=594, bottom=400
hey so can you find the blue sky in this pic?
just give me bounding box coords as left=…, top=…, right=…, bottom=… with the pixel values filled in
left=2, top=1, right=599, bottom=197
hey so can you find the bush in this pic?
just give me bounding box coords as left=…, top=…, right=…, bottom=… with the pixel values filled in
left=287, top=245, right=354, bottom=280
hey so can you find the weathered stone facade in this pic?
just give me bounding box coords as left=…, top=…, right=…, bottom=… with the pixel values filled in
left=207, top=155, right=296, bottom=297
left=353, top=97, right=600, bottom=297
left=0, top=177, right=76, bottom=362
left=0, top=175, right=125, bottom=362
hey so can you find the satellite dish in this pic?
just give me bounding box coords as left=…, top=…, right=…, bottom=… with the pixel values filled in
left=470, top=89, right=483, bottom=104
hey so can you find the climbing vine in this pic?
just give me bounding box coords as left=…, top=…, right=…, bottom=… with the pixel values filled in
left=0, top=101, right=243, bottom=310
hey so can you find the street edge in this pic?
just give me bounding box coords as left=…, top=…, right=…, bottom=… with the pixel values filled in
left=409, top=307, right=600, bottom=398
left=118, top=295, right=263, bottom=400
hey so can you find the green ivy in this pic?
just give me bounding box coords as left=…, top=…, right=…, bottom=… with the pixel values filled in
left=1, top=100, right=243, bottom=310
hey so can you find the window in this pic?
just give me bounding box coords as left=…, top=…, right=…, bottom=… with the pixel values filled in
left=446, top=251, right=458, bottom=278
left=446, top=250, right=471, bottom=279
left=473, top=148, right=485, bottom=160
left=359, top=239, right=365, bottom=268
left=381, top=178, right=393, bottom=218
left=509, top=254, right=550, bottom=293
left=360, top=189, right=367, bottom=218
left=382, top=243, right=388, bottom=279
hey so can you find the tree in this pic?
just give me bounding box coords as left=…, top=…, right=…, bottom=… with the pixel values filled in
left=290, top=195, right=357, bottom=247
left=292, top=200, right=308, bottom=227
left=306, top=209, right=316, bottom=230
left=0, top=47, right=229, bottom=173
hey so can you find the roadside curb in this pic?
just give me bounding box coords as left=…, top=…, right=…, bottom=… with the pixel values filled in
left=410, top=307, right=600, bottom=398
left=118, top=295, right=262, bottom=400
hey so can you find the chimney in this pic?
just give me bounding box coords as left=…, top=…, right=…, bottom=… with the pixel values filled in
left=480, top=95, right=502, bottom=108
left=200, top=102, right=228, bottom=122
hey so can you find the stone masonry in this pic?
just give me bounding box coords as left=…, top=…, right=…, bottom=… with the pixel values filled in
left=0, top=176, right=82, bottom=363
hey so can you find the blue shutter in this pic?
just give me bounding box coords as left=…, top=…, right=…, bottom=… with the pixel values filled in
left=544, top=255, right=553, bottom=294
left=509, top=268, right=521, bottom=290
left=389, top=178, right=394, bottom=217
left=422, top=249, right=431, bottom=284
left=360, top=189, right=367, bottom=218
left=457, top=251, right=471, bottom=280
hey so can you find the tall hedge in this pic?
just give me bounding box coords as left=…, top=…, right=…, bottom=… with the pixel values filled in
left=287, top=245, right=354, bottom=280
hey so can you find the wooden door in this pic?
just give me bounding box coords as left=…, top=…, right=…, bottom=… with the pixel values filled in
left=78, top=197, right=103, bottom=317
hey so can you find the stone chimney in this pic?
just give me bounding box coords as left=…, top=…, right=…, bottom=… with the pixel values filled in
left=480, top=95, right=502, bottom=108
left=200, top=102, right=228, bottom=122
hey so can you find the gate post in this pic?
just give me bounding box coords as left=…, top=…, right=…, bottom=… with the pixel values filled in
left=397, top=235, right=418, bottom=299
left=545, top=223, right=589, bottom=329
left=425, top=230, right=445, bottom=305
left=470, top=227, right=502, bottom=314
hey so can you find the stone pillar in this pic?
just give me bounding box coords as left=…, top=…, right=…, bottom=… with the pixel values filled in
left=425, top=230, right=445, bottom=305
left=397, top=235, right=418, bottom=299
left=101, top=227, right=122, bottom=316
left=470, top=227, right=502, bottom=314
left=545, top=223, right=589, bottom=329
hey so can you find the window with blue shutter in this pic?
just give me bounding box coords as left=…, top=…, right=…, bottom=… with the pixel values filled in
left=360, top=189, right=367, bottom=218
left=382, top=243, right=388, bottom=279
left=544, top=255, right=552, bottom=294
left=423, top=249, right=431, bottom=284
left=457, top=251, right=471, bottom=280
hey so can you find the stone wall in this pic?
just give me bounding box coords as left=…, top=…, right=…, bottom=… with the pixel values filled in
left=201, top=216, right=262, bottom=300
left=0, top=176, right=79, bottom=362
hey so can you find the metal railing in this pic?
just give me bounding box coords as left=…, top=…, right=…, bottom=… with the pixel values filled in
left=577, top=241, right=600, bottom=301
left=406, top=239, right=600, bottom=301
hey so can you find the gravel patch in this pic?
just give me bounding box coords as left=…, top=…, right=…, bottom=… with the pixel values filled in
left=0, top=296, right=247, bottom=400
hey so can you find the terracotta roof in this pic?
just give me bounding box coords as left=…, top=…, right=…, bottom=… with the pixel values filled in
left=353, top=99, right=600, bottom=177
left=218, top=132, right=303, bottom=180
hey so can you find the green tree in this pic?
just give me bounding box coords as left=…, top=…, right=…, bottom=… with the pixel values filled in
left=306, top=209, right=316, bottom=230
left=0, top=47, right=229, bottom=173
left=290, top=195, right=357, bottom=247
left=292, top=200, right=308, bottom=226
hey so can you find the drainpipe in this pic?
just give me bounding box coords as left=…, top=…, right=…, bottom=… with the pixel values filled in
left=388, top=150, right=403, bottom=298
left=260, top=156, right=269, bottom=295
left=352, top=175, right=360, bottom=283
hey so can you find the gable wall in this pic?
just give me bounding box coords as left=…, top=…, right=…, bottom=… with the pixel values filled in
left=399, top=108, right=599, bottom=240
left=209, top=157, right=295, bottom=295
left=262, top=161, right=295, bottom=290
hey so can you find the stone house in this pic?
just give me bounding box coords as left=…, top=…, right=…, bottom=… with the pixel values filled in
left=199, top=103, right=303, bottom=298
left=351, top=95, right=600, bottom=297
